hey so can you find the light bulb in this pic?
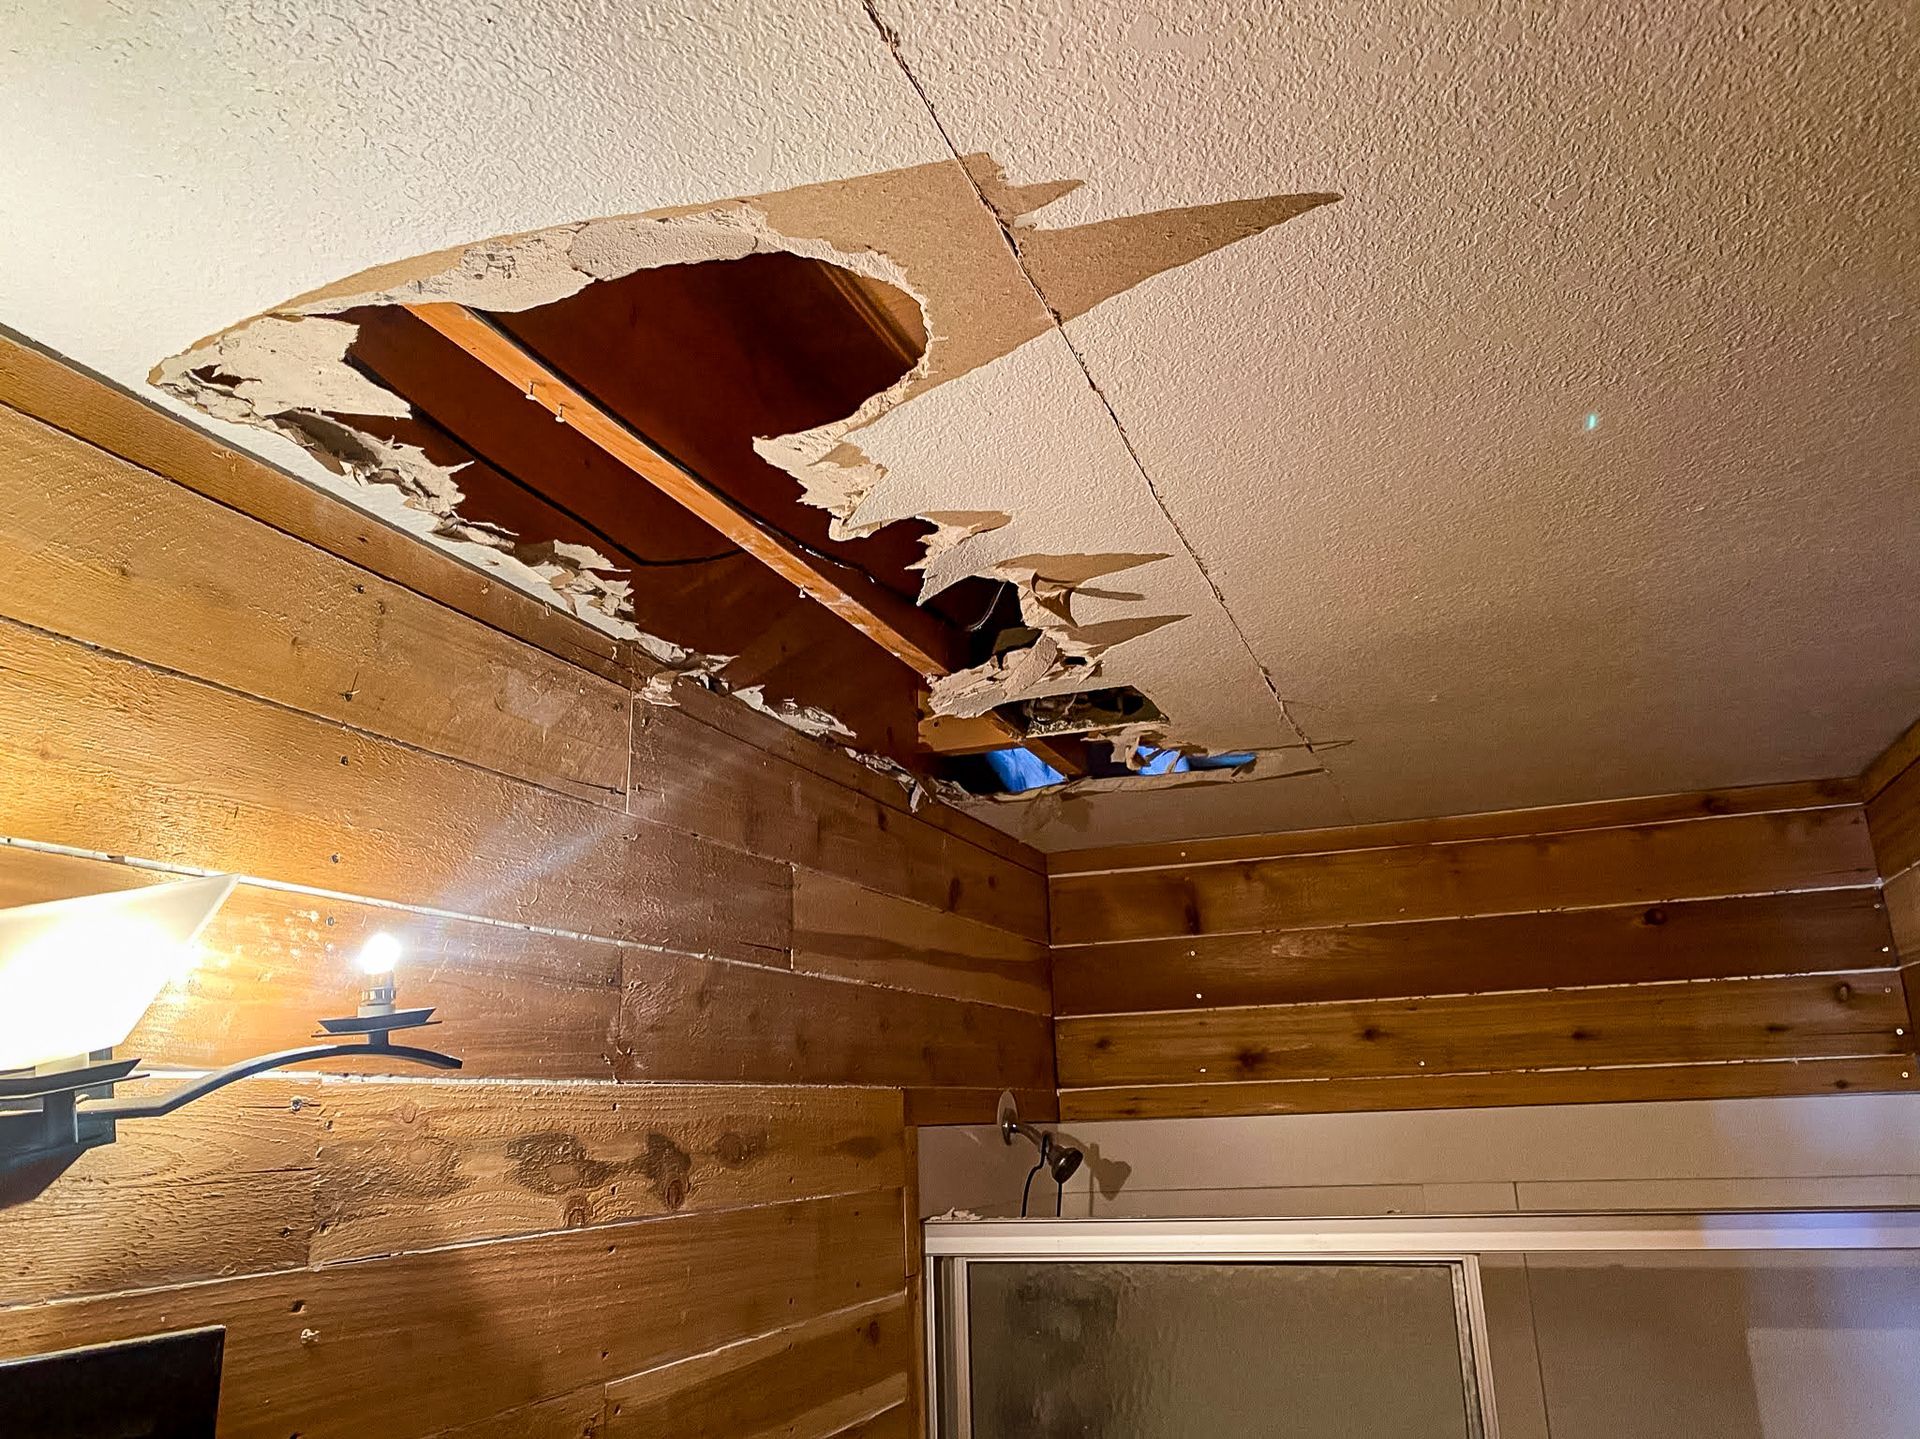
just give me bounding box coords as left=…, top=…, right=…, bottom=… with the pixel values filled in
left=353, top=932, right=402, bottom=1020
left=355, top=932, right=402, bottom=977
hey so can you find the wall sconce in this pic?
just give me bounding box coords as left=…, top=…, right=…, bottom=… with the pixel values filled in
left=0, top=875, right=461, bottom=1172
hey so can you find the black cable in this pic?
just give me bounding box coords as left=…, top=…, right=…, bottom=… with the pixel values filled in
left=1055, top=1178, right=1065, bottom=1217
left=964, top=578, right=1013, bottom=633
left=1019, top=1160, right=1044, bottom=1218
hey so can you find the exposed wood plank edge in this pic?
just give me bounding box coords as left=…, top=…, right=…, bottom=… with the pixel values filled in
left=1863, top=713, right=1920, bottom=804
left=825, top=1401, right=911, bottom=1438
left=904, top=1086, right=1058, bottom=1127
left=1058, top=1055, right=1920, bottom=1121
left=1055, top=963, right=1909, bottom=1021
left=0, top=599, right=627, bottom=810
left=1046, top=779, right=1864, bottom=876
left=0, top=1187, right=911, bottom=1317
left=1047, top=880, right=1887, bottom=949
left=604, top=1290, right=903, bottom=1396
left=0, top=327, right=643, bottom=688
left=405, top=302, right=964, bottom=681
left=0, top=835, right=731, bottom=971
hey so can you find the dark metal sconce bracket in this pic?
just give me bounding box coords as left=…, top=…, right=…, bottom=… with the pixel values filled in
left=0, top=1008, right=461, bottom=1174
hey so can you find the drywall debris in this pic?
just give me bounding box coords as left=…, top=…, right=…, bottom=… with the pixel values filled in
left=931, top=634, right=1088, bottom=718
left=732, top=686, right=855, bottom=742
left=925, top=552, right=1182, bottom=719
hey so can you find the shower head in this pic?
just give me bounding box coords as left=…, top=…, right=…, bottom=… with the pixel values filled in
left=998, top=1090, right=1084, bottom=1183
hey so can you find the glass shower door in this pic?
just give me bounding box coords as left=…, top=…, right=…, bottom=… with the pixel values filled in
left=946, top=1259, right=1492, bottom=1438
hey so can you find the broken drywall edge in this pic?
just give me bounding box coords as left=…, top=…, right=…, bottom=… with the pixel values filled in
left=151, top=202, right=936, bottom=653
left=150, top=157, right=1337, bottom=786
left=924, top=552, right=1184, bottom=720
left=732, top=685, right=855, bottom=742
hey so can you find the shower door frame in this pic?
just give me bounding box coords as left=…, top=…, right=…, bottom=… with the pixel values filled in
left=923, top=1209, right=1920, bottom=1438
left=925, top=1232, right=1500, bottom=1438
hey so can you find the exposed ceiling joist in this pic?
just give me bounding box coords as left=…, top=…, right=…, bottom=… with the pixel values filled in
left=404, top=300, right=1087, bottom=777
left=405, top=300, right=963, bottom=677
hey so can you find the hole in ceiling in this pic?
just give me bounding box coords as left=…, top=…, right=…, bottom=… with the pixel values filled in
left=290, top=250, right=1029, bottom=776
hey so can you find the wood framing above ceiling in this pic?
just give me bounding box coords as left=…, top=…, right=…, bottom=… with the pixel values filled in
left=319, top=252, right=1096, bottom=787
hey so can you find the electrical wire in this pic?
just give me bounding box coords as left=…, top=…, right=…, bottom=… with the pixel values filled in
left=964, top=578, right=1013, bottom=633
left=1019, top=1159, right=1045, bottom=1219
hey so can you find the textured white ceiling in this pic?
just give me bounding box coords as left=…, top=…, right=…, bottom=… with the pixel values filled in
left=3, top=0, right=1915, bottom=847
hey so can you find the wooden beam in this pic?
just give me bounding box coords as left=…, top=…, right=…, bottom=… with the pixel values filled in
left=404, top=302, right=963, bottom=680
left=1864, top=711, right=1920, bottom=804
left=405, top=302, right=1083, bottom=776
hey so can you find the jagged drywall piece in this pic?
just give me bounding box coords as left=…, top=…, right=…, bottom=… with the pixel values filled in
left=925, top=551, right=1183, bottom=719
left=748, top=157, right=1334, bottom=541
left=153, top=315, right=407, bottom=425
left=913, top=509, right=1012, bottom=578
left=965, top=159, right=1343, bottom=325
left=931, top=634, right=1088, bottom=718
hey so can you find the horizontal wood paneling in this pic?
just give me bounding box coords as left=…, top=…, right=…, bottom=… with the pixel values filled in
left=0, top=614, right=792, bottom=963
left=1054, top=890, right=1895, bottom=1015
left=0, top=1078, right=324, bottom=1306
left=633, top=698, right=1048, bottom=941
left=423, top=1387, right=605, bottom=1439
left=1051, top=786, right=1913, bottom=1120
left=602, top=1293, right=910, bottom=1439
left=1052, top=805, right=1878, bottom=946
left=0, top=402, right=631, bottom=804
left=901, top=1086, right=1059, bottom=1127
left=0, top=1191, right=904, bottom=1439
left=0, top=845, right=1050, bottom=1102
left=1058, top=1056, right=1920, bottom=1121
left=0, top=845, right=625, bottom=1078
left=0, top=1079, right=904, bottom=1307
left=0, top=333, right=1062, bottom=1439
left=1865, top=727, right=1920, bottom=1045
left=794, top=867, right=1051, bottom=1013
left=1048, top=779, right=1862, bottom=876
left=668, top=674, right=1040, bottom=878
left=0, top=330, right=637, bottom=686
left=1057, top=971, right=1906, bottom=1087
left=617, top=948, right=1054, bottom=1089
left=312, top=1082, right=906, bottom=1265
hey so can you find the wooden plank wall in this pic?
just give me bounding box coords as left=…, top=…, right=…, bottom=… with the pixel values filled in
left=1865, top=715, right=1920, bottom=1039
left=0, top=331, right=1056, bottom=1438
left=1050, top=783, right=1918, bottom=1121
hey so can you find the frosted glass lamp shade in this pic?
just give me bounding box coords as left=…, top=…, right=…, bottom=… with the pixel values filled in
left=0, top=874, right=237, bottom=1072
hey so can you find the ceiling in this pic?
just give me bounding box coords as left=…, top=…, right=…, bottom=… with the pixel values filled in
left=3, top=0, right=1914, bottom=849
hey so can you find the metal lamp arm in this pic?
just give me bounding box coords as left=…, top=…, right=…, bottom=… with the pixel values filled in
left=81, top=1041, right=462, bottom=1122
